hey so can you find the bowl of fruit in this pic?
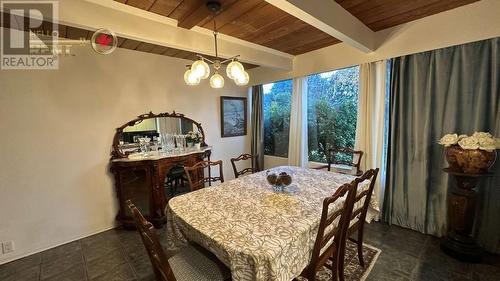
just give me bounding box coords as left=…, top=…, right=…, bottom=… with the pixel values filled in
left=266, top=169, right=293, bottom=192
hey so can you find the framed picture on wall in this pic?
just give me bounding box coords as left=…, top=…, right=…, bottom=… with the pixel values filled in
left=220, top=96, right=247, bottom=138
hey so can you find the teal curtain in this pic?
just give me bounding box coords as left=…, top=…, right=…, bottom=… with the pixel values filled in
left=383, top=38, right=500, bottom=253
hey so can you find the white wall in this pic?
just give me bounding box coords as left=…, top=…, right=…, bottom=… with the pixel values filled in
left=0, top=40, right=249, bottom=264
left=249, top=0, right=500, bottom=85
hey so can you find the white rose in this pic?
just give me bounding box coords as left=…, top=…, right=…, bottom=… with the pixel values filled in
left=472, top=132, right=493, bottom=139
left=439, top=134, right=459, bottom=147
left=458, top=136, right=480, bottom=150
left=458, top=134, right=468, bottom=140
left=478, top=137, right=496, bottom=152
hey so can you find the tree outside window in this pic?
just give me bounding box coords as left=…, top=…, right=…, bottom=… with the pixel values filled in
left=263, top=80, right=292, bottom=157
left=307, top=66, right=360, bottom=163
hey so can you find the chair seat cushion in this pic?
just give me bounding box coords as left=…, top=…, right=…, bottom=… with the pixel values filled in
left=330, top=164, right=358, bottom=175
left=169, top=244, right=231, bottom=281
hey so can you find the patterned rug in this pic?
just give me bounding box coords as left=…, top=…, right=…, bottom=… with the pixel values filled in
left=297, top=241, right=381, bottom=281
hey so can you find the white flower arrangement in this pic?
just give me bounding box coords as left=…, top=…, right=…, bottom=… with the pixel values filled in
left=439, top=134, right=459, bottom=147
left=439, top=132, right=500, bottom=152
left=186, top=131, right=202, bottom=143
left=458, top=136, right=480, bottom=150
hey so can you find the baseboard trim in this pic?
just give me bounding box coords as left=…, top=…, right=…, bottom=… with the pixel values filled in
left=0, top=225, right=117, bottom=265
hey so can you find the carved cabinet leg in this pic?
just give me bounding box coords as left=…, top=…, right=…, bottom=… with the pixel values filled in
left=441, top=172, right=486, bottom=262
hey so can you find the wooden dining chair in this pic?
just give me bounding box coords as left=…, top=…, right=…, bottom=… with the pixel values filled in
left=184, top=160, right=224, bottom=191
left=230, top=153, right=260, bottom=178
left=345, top=168, right=379, bottom=268
left=327, top=147, right=364, bottom=176
left=296, top=180, right=358, bottom=281
left=126, top=200, right=230, bottom=281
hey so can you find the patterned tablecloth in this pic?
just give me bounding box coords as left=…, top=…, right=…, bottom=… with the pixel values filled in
left=166, top=166, right=378, bottom=281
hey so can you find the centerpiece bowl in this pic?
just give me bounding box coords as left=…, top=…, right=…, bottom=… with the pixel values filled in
left=266, top=168, right=293, bottom=192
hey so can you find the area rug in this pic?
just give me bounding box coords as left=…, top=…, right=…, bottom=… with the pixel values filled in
left=297, top=240, right=381, bottom=281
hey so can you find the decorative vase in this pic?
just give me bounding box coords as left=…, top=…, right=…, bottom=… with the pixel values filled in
left=445, top=145, right=497, bottom=174
left=195, top=143, right=201, bottom=149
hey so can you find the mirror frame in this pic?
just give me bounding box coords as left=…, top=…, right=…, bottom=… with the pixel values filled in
left=111, top=111, right=207, bottom=159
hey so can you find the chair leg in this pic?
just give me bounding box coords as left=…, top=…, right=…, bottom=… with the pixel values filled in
left=332, top=262, right=338, bottom=281
left=357, top=228, right=365, bottom=267
left=337, top=241, right=348, bottom=281
left=175, top=178, right=181, bottom=194
left=301, top=270, right=315, bottom=281
left=338, top=258, right=345, bottom=281
left=166, top=179, right=174, bottom=197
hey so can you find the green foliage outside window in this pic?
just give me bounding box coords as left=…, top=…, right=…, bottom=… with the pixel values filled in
left=307, top=66, right=359, bottom=163
left=263, top=80, right=292, bottom=157
left=263, top=66, right=359, bottom=161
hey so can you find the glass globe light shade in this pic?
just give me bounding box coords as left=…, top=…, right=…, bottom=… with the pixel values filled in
left=226, top=60, right=244, bottom=80
left=233, top=68, right=246, bottom=81
left=234, top=71, right=249, bottom=86
left=210, top=73, right=225, bottom=89
left=184, top=69, right=200, bottom=86
left=191, top=59, right=210, bottom=79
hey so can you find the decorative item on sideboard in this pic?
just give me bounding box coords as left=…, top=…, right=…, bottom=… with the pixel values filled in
left=438, top=131, right=499, bottom=262
left=186, top=130, right=203, bottom=150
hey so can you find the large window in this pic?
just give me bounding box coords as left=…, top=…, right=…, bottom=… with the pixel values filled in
left=307, top=66, right=360, bottom=163
left=263, top=80, right=292, bottom=157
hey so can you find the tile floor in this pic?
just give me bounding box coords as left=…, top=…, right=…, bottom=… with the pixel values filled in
left=1, top=222, right=499, bottom=281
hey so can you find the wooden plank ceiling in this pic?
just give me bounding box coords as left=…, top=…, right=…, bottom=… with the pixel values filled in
left=335, top=0, right=479, bottom=31
left=118, top=0, right=340, bottom=55
left=118, top=0, right=479, bottom=55
left=2, top=0, right=479, bottom=66
left=0, top=12, right=257, bottom=68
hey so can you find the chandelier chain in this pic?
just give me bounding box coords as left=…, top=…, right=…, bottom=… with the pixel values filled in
left=213, top=19, right=218, bottom=59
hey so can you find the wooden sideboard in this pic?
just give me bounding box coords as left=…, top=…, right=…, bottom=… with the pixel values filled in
left=110, top=111, right=210, bottom=229
left=111, top=147, right=211, bottom=229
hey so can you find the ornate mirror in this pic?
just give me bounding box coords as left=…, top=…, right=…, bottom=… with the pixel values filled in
left=111, top=112, right=206, bottom=159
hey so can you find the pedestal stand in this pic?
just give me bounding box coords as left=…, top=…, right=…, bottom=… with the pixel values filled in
left=441, top=168, right=492, bottom=262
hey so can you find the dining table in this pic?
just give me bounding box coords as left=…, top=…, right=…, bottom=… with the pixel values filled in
left=165, top=166, right=378, bottom=281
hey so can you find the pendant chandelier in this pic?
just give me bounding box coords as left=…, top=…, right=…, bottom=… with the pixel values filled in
left=184, top=1, right=249, bottom=89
